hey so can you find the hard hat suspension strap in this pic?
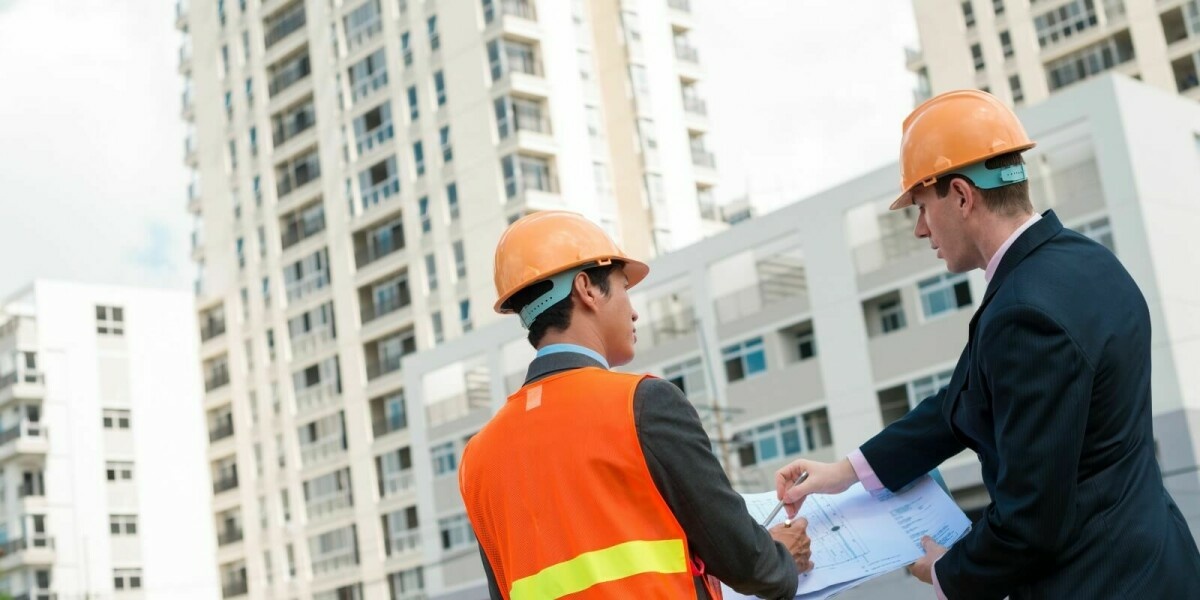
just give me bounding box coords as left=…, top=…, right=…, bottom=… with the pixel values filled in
left=518, top=266, right=589, bottom=330
left=952, top=161, right=1028, bottom=190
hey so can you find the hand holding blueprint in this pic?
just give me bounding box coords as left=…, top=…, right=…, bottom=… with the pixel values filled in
left=722, top=475, right=971, bottom=600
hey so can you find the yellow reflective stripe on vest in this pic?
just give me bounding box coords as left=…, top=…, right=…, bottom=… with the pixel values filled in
left=509, top=539, right=688, bottom=599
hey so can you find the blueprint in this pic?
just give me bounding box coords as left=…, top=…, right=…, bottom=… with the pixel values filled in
left=721, top=476, right=971, bottom=600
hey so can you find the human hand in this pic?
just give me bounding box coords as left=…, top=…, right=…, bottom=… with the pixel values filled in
left=908, top=536, right=947, bottom=584
left=775, top=458, right=858, bottom=518
left=769, top=518, right=813, bottom=574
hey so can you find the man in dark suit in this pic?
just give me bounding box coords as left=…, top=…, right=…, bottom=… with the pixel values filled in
left=773, top=90, right=1200, bottom=599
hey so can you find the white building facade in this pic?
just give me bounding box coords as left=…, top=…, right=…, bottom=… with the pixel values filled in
left=907, top=0, right=1200, bottom=108
left=403, top=75, right=1200, bottom=599
left=0, top=282, right=219, bottom=600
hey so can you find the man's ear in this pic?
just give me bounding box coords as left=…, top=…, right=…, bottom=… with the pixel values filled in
left=950, top=178, right=976, bottom=217
left=573, top=271, right=600, bottom=312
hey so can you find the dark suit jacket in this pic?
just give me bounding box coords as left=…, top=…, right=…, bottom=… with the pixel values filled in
left=860, top=211, right=1200, bottom=599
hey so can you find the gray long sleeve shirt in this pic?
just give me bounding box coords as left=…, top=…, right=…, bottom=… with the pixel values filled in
left=471, top=351, right=798, bottom=599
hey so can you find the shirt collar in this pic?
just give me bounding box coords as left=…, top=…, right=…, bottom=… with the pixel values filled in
left=535, top=344, right=610, bottom=370
left=985, top=213, right=1041, bottom=283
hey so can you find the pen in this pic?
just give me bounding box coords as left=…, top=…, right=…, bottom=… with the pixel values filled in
left=762, top=471, right=808, bottom=528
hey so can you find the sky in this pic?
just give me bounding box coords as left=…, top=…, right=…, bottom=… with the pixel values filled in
left=0, top=0, right=917, bottom=299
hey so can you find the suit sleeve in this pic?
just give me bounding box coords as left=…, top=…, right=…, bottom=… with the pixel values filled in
left=635, top=378, right=799, bottom=599
left=859, top=379, right=966, bottom=491
left=478, top=546, right=504, bottom=599
left=935, top=304, right=1094, bottom=599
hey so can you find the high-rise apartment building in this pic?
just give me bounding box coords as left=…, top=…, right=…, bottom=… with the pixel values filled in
left=402, top=75, right=1200, bottom=599
left=906, top=0, right=1200, bottom=107
left=176, top=0, right=721, bottom=597
left=0, top=282, right=219, bottom=600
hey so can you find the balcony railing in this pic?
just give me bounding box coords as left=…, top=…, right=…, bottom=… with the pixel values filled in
left=306, top=491, right=353, bottom=519
left=205, top=367, right=231, bottom=392
left=294, top=380, right=341, bottom=414
left=280, top=214, right=326, bottom=249
left=264, top=3, right=306, bottom=48
left=356, top=234, right=405, bottom=267
left=360, top=176, right=401, bottom=209
left=276, top=157, right=320, bottom=197
left=209, top=420, right=235, bottom=443
left=388, top=530, right=421, bottom=555
left=213, top=473, right=239, bottom=494
left=0, top=369, right=42, bottom=391
left=674, top=43, right=699, bottom=63
left=200, top=319, right=226, bottom=342
left=361, top=293, right=410, bottom=323
left=272, top=106, right=315, bottom=147
left=221, top=580, right=249, bottom=599
left=356, top=123, right=395, bottom=155
left=380, top=469, right=414, bottom=497
left=668, top=0, right=691, bottom=11
left=0, top=535, right=55, bottom=557
left=0, top=421, right=46, bottom=447
left=691, top=148, right=716, bottom=168
left=218, top=527, right=244, bottom=546
left=268, top=55, right=312, bottom=97
left=372, top=415, right=407, bottom=439
left=299, top=437, right=346, bottom=466
left=18, top=482, right=46, bottom=498
left=13, top=588, right=54, bottom=600
left=683, top=96, right=707, bottom=115
left=284, top=270, right=330, bottom=302
left=351, top=70, right=389, bottom=103
left=346, top=17, right=383, bottom=51
left=290, top=326, right=335, bottom=358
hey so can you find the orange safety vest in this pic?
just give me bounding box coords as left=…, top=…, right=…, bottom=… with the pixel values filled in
left=460, top=367, right=723, bottom=599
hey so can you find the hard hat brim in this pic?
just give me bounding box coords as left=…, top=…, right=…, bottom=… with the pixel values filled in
left=493, top=256, right=650, bottom=314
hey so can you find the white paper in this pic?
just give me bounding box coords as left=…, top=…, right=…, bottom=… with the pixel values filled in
left=721, top=475, right=970, bottom=600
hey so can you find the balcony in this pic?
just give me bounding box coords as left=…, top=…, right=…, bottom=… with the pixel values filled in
left=221, top=580, right=248, bottom=599
left=0, top=421, right=48, bottom=462
left=388, top=530, right=421, bottom=556
left=218, top=527, right=244, bottom=546
left=205, top=367, right=231, bottom=393
left=425, top=389, right=490, bottom=429
left=360, top=288, right=411, bottom=324
left=178, top=43, right=192, bottom=75
left=905, top=45, right=924, bottom=70
left=280, top=213, right=326, bottom=250
left=184, top=136, right=199, bottom=167
left=13, top=588, right=54, bottom=600
left=295, top=380, right=341, bottom=414
left=674, top=43, right=699, bottom=64
left=300, top=437, right=346, bottom=467
left=200, top=318, right=226, bottom=342
left=264, top=2, right=306, bottom=49
left=487, top=0, right=536, bottom=22
left=682, top=96, right=708, bottom=132
left=346, top=16, right=383, bottom=52
left=306, top=490, right=353, bottom=520
left=291, top=325, right=336, bottom=359
left=351, top=70, right=389, bottom=104
left=181, top=88, right=195, bottom=121
left=356, top=123, right=395, bottom=156
left=213, top=473, right=239, bottom=495
left=380, top=469, right=415, bottom=498
left=208, top=420, right=235, bottom=443
left=268, top=54, right=312, bottom=98
left=285, top=270, right=331, bottom=303
left=0, top=368, right=43, bottom=407
left=175, top=0, right=188, bottom=30
left=0, top=535, right=56, bottom=570
left=690, top=148, right=715, bottom=168
left=373, top=414, right=407, bottom=439
left=359, top=176, right=401, bottom=211
left=713, top=265, right=808, bottom=326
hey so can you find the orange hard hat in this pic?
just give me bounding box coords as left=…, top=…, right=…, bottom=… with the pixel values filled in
left=891, top=89, right=1036, bottom=210
left=493, top=211, right=649, bottom=325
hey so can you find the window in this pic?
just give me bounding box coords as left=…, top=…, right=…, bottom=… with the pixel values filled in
left=103, top=409, right=132, bottom=430
left=459, top=299, right=472, bottom=332
left=722, top=337, right=766, bottom=382
left=735, top=415, right=802, bottom=467
left=796, top=330, right=817, bottom=361
left=438, top=514, right=475, bottom=551
left=1078, top=216, right=1115, bottom=252
left=425, top=253, right=438, bottom=291
left=245, top=77, right=254, bottom=105
left=401, top=31, right=413, bottom=66
left=344, top=0, right=382, bottom=51
left=419, top=196, right=431, bottom=233
left=663, top=357, right=706, bottom=398
left=413, top=141, right=425, bottom=176
left=308, top=524, right=359, bottom=574
left=96, top=305, right=125, bottom=335
left=971, top=43, right=984, bottom=71
left=1000, top=30, right=1013, bottom=57
left=1045, top=32, right=1135, bottom=90
left=357, top=156, right=400, bottom=209
left=348, top=48, right=388, bottom=103
left=918, top=272, right=972, bottom=318
left=962, top=0, right=975, bottom=27
left=1034, top=0, right=1100, bottom=48
left=407, top=85, right=419, bottom=121
left=1009, top=74, right=1024, bottom=103
left=113, top=568, right=142, bottom=590
left=434, top=70, right=447, bottom=106
left=993, top=0, right=1005, bottom=14
left=432, top=440, right=457, bottom=475
left=389, top=567, right=425, bottom=598
left=453, top=240, right=466, bottom=279
left=802, top=408, right=833, bottom=451
left=501, top=154, right=553, bottom=198
left=488, top=39, right=539, bottom=81
left=440, top=125, right=453, bottom=162
left=427, top=15, right=440, bottom=51
left=446, top=183, right=459, bottom=220
left=910, top=369, right=954, bottom=406
left=106, top=461, right=134, bottom=482
left=879, top=299, right=906, bottom=333
left=432, top=311, right=444, bottom=344
left=109, top=514, right=139, bottom=535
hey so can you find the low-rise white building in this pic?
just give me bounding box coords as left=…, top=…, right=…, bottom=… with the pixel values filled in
left=402, top=74, right=1200, bottom=599
left=0, top=282, right=219, bottom=600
